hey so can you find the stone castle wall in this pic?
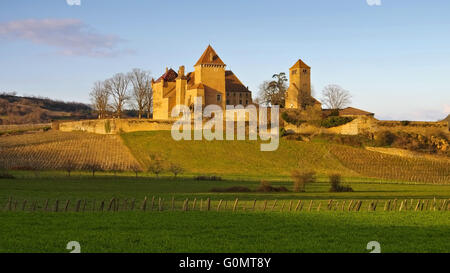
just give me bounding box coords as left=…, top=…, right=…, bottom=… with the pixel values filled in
left=285, top=116, right=449, bottom=136
left=57, top=115, right=449, bottom=136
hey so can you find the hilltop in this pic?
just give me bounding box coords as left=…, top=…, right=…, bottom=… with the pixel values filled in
left=443, top=114, right=450, bottom=123
left=0, top=92, right=94, bottom=125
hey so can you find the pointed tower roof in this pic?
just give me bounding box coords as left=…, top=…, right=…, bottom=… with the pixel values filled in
left=290, top=59, right=310, bottom=70
left=195, top=45, right=226, bottom=66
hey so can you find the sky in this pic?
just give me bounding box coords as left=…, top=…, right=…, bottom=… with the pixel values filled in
left=0, top=0, right=449, bottom=121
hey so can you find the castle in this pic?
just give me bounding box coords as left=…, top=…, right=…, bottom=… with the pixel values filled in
left=152, top=45, right=253, bottom=120
left=152, top=45, right=324, bottom=120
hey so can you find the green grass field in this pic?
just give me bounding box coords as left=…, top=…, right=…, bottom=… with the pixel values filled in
left=121, top=131, right=450, bottom=183
left=1, top=176, right=449, bottom=253
left=1, top=130, right=449, bottom=253
left=1, top=211, right=448, bottom=253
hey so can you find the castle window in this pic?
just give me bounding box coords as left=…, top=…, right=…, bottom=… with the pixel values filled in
left=226, top=100, right=230, bottom=105
left=217, top=94, right=222, bottom=102
left=239, top=100, right=242, bottom=105
left=246, top=93, right=248, bottom=97
left=240, top=93, right=242, bottom=97
left=292, top=70, right=297, bottom=75
left=303, top=69, right=308, bottom=74
left=245, top=100, right=248, bottom=105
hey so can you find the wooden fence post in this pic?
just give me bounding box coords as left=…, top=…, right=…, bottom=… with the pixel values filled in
left=131, top=199, right=135, bottom=211
left=100, top=200, right=105, bottom=212
left=252, top=200, right=257, bottom=211
left=200, top=199, right=203, bottom=211
left=308, top=200, right=313, bottom=212
left=44, top=199, right=49, bottom=211
left=7, top=197, right=12, bottom=211
left=22, top=200, right=27, bottom=211
left=207, top=198, right=211, bottom=211
left=327, top=200, right=332, bottom=210
left=399, top=201, right=404, bottom=211
left=172, top=197, right=175, bottom=211
left=217, top=200, right=223, bottom=211
left=341, top=200, right=346, bottom=211
left=158, top=197, right=162, bottom=211
left=54, top=200, right=59, bottom=212
left=392, top=199, right=397, bottom=211
left=295, top=200, right=301, bottom=211
left=233, top=198, right=239, bottom=212
left=316, top=202, right=321, bottom=211
left=263, top=200, right=267, bottom=212
left=32, top=201, right=37, bottom=211
left=414, top=200, right=421, bottom=211
left=281, top=201, right=286, bottom=212
left=75, top=200, right=81, bottom=212
left=82, top=200, right=87, bottom=212
left=271, top=200, right=278, bottom=211
left=192, top=198, right=197, bottom=211
left=151, top=196, right=155, bottom=211
left=347, top=200, right=354, bottom=211
left=141, top=197, right=147, bottom=211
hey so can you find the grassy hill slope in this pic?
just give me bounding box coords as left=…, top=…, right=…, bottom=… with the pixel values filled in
left=121, top=131, right=450, bottom=183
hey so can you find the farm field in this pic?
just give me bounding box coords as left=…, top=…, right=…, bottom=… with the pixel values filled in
left=1, top=130, right=449, bottom=253
left=0, top=211, right=449, bottom=253
left=122, top=131, right=450, bottom=183
left=0, top=131, right=140, bottom=171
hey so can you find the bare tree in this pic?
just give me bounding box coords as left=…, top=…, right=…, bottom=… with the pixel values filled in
left=258, top=72, right=288, bottom=107
left=105, top=73, right=130, bottom=118
left=169, top=163, right=184, bottom=177
left=129, top=69, right=152, bottom=119
left=321, top=84, right=352, bottom=110
left=90, top=81, right=109, bottom=119
left=144, top=84, right=153, bottom=119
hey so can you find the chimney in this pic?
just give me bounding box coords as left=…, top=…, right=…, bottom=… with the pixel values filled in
left=178, top=65, right=185, bottom=77
left=165, top=67, right=168, bottom=73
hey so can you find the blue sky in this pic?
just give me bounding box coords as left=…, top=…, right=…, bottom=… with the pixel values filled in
left=0, top=0, right=449, bottom=121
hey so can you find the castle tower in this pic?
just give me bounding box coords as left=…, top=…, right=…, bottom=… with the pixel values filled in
left=285, top=59, right=311, bottom=109
left=193, top=45, right=227, bottom=109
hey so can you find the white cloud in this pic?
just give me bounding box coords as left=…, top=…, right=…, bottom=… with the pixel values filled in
left=366, top=0, right=382, bottom=6
left=66, top=0, right=81, bottom=6
left=0, top=19, right=131, bottom=57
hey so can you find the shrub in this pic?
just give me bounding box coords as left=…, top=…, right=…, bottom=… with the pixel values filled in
left=169, top=163, right=184, bottom=177
left=195, top=176, right=222, bottom=181
left=281, top=111, right=306, bottom=126
left=148, top=159, right=165, bottom=177
left=374, top=131, right=396, bottom=147
left=104, top=120, right=111, bottom=133
left=291, top=170, right=316, bottom=192
left=63, top=160, right=77, bottom=177
left=85, top=163, right=102, bottom=177
left=210, top=186, right=252, bottom=193
left=321, top=116, right=354, bottom=128
left=400, top=120, right=410, bottom=126
left=256, top=180, right=289, bottom=192
left=329, top=174, right=353, bottom=192
left=0, top=172, right=15, bottom=179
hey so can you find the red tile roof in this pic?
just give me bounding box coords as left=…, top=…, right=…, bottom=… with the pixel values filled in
left=225, top=71, right=250, bottom=93
left=290, top=59, right=310, bottom=70
left=195, top=45, right=225, bottom=66
left=155, top=68, right=178, bottom=83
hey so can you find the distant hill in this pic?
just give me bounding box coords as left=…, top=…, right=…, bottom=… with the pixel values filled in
left=443, top=114, right=450, bottom=123
left=0, top=92, right=94, bottom=125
